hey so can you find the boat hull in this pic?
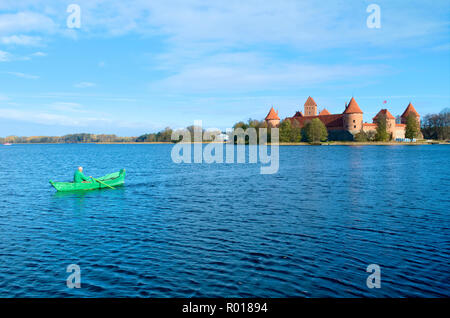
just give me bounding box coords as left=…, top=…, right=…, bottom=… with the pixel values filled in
left=50, top=169, right=126, bottom=192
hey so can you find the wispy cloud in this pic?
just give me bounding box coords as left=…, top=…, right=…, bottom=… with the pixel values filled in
left=150, top=52, right=389, bottom=93
left=5, top=71, right=39, bottom=79
left=1, top=35, right=42, bottom=46
left=0, top=107, right=155, bottom=132
left=0, top=1, right=448, bottom=48
left=48, top=102, right=86, bottom=113
left=31, top=51, right=47, bottom=57
left=0, top=108, right=97, bottom=127
left=75, top=1, right=449, bottom=48
left=429, top=43, right=450, bottom=52
left=19, top=92, right=140, bottom=103
left=0, top=50, right=45, bottom=62
left=0, top=11, right=56, bottom=35
left=0, top=50, right=11, bottom=62
left=74, top=82, right=96, bottom=88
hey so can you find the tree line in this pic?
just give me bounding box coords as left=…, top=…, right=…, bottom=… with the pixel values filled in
left=1, top=109, right=448, bottom=144
left=232, top=118, right=327, bottom=143
left=421, top=109, right=450, bottom=140
left=0, top=133, right=136, bottom=144
left=0, top=120, right=327, bottom=144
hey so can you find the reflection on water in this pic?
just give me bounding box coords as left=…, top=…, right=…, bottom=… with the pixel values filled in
left=0, top=144, right=448, bottom=297
left=51, top=187, right=126, bottom=214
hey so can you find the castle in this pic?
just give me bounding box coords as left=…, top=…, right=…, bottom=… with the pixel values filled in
left=265, top=97, right=421, bottom=140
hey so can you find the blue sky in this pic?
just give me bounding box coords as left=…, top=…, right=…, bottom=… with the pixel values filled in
left=0, top=0, right=449, bottom=136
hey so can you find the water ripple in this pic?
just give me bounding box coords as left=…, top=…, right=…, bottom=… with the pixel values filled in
left=0, top=144, right=448, bottom=297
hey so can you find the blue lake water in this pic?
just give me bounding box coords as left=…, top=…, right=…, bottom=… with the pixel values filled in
left=0, top=144, right=449, bottom=297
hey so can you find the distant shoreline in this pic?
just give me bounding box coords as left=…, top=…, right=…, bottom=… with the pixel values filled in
left=2, top=141, right=448, bottom=145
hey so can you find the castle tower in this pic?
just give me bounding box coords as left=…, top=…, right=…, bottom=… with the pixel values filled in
left=400, top=102, right=420, bottom=126
left=343, top=97, right=363, bottom=133
left=373, top=109, right=396, bottom=137
left=319, top=109, right=331, bottom=116
left=304, top=96, right=317, bottom=116
left=265, top=107, right=280, bottom=128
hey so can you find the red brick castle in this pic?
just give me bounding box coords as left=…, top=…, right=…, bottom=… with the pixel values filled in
left=265, top=97, right=420, bottom=140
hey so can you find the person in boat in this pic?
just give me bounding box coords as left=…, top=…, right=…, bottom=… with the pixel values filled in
left=74, top=167, right=92, bottom=183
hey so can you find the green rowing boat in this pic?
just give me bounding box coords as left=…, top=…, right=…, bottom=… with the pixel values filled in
left=49, top=169, right=126, bottom=192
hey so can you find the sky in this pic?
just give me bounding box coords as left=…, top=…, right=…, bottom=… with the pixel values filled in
left=0, top=0, right=449, bottom=136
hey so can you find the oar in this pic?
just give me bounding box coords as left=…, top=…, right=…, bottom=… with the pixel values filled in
left=92, top=177, right=115, bottom=190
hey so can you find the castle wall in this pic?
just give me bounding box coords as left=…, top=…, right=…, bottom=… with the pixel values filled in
left=393, top=125, right=405, bottom=139
left=267, top=119, right=280, bottom=128
left=387, top=118, right=396, bottom=138
left=363, top=123, right=406, bottom=139
left=362, top=124, right=377, bottom=133
left=343, top=113, right=363, bottom=134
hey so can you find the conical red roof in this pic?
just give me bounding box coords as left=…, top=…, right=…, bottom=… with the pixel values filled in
left=319, top=109, right=331, bottom=115
left=373, top=109, right=395, bottom=120
left=304, top=96, right=317, bottom=107
left=401, top=103, right=420, bottom=118
left=343, top=97, right=363, bottom=114
left=265, top=107, right=280, bottom=120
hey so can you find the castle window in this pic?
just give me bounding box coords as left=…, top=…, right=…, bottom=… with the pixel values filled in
left=353, top=120, right=355, bottom=123
left=354, top=125, right=356, bottom=128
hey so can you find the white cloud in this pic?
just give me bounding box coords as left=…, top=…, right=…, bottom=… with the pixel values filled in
left=0, top=50, right=45, bottom=62
left=49, top=102, right=86, bottom=113
left=74, top=82, right=96, bottom=88
left=0, top=1, right=447, bottom=49
left=429, top=43, right=450, bottom=52
left=48, top=0, right=443, bottom=96
left=0, top=106, right=152, bottom=131
left=71, top=0, right=449, bottom=49
left=0, top=11, right=56, bottom=35
left=31, top=51, right=47, bottom=57
left=0, top=50, right=11, bottom=62
left=149, top=52, right=388, bottom=93
left=1, top=35, right=42, bottom=46
left=5, top=71, right=39, bottom=79
left=0, top=108, right=83, bottom=126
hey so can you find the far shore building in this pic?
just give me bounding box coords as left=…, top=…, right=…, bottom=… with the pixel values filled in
left=265, top=106, right=280, bottom=128
left=265, top=97, right=421, bottom=141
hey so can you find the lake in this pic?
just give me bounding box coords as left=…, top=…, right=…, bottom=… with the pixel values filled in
left=0, top=144, right=448, bottom=297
